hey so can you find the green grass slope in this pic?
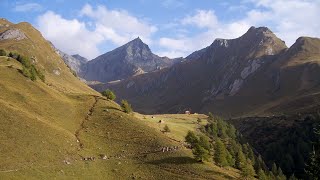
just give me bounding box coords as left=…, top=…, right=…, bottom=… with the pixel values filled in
left=0, top=19, right=240, bottom=179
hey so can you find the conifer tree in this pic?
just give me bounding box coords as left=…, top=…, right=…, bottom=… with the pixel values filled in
left=208, top=112, right=214, bottom=121
left=257, top=169, right=267, bottom=180
left=214, top=139, right=228, bottom=167
left=198, top=134, right=211, bottom=151
left=226, top=150, right=235, bottom=167
left=277, top=167, right=286, bottom=180
left=241, top=159, right=255, bottom=179
left=272, top=162, right=278, bottom=176
left=193, top=144, right=210, bottom=162
left=235, top=148, right=246, bottom=169
left=185, top=131, right=199, bottom=148
left=248, top=147, right=255, bottom=167
left=305, top=124, right=320, bottom=179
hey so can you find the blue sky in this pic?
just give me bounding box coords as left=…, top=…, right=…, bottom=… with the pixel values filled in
left=0, top=0, right=319, bottom=59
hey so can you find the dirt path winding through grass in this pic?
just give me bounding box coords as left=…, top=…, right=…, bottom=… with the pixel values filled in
left=75, top=95, right=99, bottom=149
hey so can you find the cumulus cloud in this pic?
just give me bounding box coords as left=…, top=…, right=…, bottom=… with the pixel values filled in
left=159, top=0, right=320, bottom=58
left=14, top=2, right=43, bottom=12
left=37, top=11, right=103, bottom=59
left=80, top=4, right=157, bottom=45
left=244, top=0, right=320, bottom=46
left=181, top=10, right=218, bottom=29
left=159, top=10, right=251, bottom=58
left=37, top=4, right=157, bottom=59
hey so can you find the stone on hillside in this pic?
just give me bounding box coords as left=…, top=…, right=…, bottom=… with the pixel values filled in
left=0, top=29, right=27, bottom=41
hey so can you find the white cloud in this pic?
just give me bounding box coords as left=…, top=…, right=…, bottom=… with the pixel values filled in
left=14, top=2, right=43, bottom=12
left=159, top=10, right=250, bottom=58
left=80, top=4, right=157, bottom=45
left=181, top=10, right=218, bottom=29
left=244, top=0, right=320, bottom=46
left=37, top=4, right=157, bottom=59
left=37, top=11, right=103, bottom=59
left=159, top=0, right=320, bottom=58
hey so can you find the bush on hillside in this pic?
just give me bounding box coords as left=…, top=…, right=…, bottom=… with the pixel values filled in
left=121, top=99, right=132, bottom=113
left=7, top=52, right=45, bottom=82
left=102, top=89, right=116, bottom=100
left=163, top=125, right=170, bottom=133
left=0, top=49, right=6, bottom=56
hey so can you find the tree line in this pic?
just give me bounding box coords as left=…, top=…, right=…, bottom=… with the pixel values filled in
left=185, top=113, right=294, bottom=180
left=0, top=49, right=45, bottom=82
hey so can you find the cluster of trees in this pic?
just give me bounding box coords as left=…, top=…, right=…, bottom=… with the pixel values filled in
left=251, top=114, right=320, bottom=179
left=185, top=113, right=291, bottom=179
left=0, top=49, right=45, bottom=82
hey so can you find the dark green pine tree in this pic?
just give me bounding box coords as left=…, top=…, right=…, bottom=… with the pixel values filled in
left=255, top=155, right=268, bottom=172
left=185, top=131, right=199, bottom=148
left=305, top=124, right=320, bottom=180
left=248, top=147, right=255, bottom=166
left=271, top=162, right=278, bottom=176
left=198, top=134, right=211, bottom=151
left=241, top=159, right=255, bottom=179
left=192, top=144, right=210, bottom=162
left=235, top=148, right=246, bottom=170
left=214, top=139, right=228, bottom=167
left=288, top=173, right=298, bottom=180
left=277, top=167, right=286, bottom=180
left=226, top=150, right=235, bottom=167
left=257, top=169, right=267, bottom=180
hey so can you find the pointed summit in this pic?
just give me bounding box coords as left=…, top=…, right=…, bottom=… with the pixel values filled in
left=239, top=26, right=287, bottom=57
left=124, top=37, right=151, bottom=54
left=83, top=37, right=175, bottom=82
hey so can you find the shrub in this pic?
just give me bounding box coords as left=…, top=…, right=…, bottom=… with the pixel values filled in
left=29, top=66, right=37, bottom=81
left=102, top=89, right=116, bottom=100
left=9, top=52, right=45, bottom=82
left=121, top=100, right=132, bottom=113
left=197, top=118, right=202, bottom=123
left=35, top=67, right=45, bottom=82
left=21, top=66, right=31, bottom=78
left=0, top=49, right=6, bottom=56
left=163, top=125, right=170, bottom=133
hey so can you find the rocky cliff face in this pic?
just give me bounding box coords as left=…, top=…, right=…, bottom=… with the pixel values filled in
left=81, top=37, right=178, bottom=83
left=94, top=27, right=320, bottom=116
left=48, top=42, right=87, bottom=75
left=0, top=28, right=27, bottom=41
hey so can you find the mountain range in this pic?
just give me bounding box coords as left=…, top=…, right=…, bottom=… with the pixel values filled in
left=90, top=26, right=320, bottom=118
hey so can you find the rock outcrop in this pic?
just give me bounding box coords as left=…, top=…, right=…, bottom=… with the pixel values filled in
left=0, top=29, right=27, bottom=41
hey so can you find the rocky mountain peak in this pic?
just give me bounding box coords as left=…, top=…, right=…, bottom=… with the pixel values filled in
left=285, top=36, right=320, bottom=59
left=82, top=37, right=177, bottom=83
left=240, top=26, right=287, bottom=57
left=124, top=37, right=151, bottom=55
left=72, top=54, right=88, bottom=63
